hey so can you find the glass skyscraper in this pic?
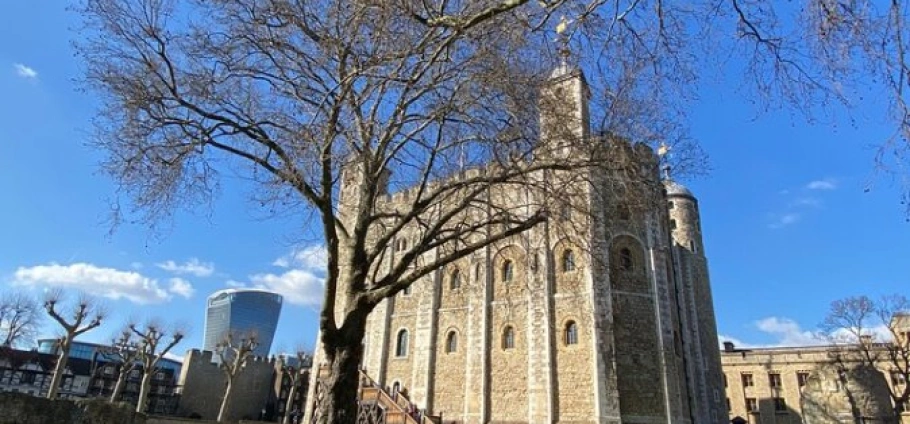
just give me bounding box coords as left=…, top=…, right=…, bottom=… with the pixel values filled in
left=203, top=289, right=283, bottom=358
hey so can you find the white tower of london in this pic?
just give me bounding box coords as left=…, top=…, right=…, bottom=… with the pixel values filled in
left=308, top=60, right=726, bottom=424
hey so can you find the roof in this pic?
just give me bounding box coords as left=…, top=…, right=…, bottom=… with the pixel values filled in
left=663, top=180, right=695, bottom=199
left=207, top=288, right=282, bottom=299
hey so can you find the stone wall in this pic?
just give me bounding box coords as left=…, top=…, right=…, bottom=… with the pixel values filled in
left=0, top=392, right=145, bottom=424
left=175, top=349, right=275, bottom=421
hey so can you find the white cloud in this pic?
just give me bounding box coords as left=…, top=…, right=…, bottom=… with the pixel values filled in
left=13, top=63, right=38, bottom=79
left=755, top=317, right=825, bottom=346
left=12, top=263, right=170, bottom=304
left=720, top=317, right=828, bottom=349
left=806, top=178, right=837, bottom=190
left=768, top=212, right=801, bottom=229
left=248, top=269, right=324, bottom=307
left=156, top=258, right=214, bottom=277
left=168, top=277, right=195, bottom=299
left=232, top=245, right=326, bottom=306
left=273, top=246, right=327, bottom=271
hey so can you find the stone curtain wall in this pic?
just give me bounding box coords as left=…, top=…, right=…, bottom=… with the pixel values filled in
left=0, top=392, right=146, bottom=424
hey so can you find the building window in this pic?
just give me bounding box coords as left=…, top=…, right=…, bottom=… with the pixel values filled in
left=742, top=373, right=754, bottom=387
left=689, top=240, right=697, bottom=252
left=798, top=372, right=810, bottom=387
left=892, top=371, right=907, bottom=386
left=502, top=260, right=514, bottom=283
left=502, top=326, right=515, bottom=350
left=402, top=284, right=412, bottom=296
left=619, top=248, right=633, bottom=271
left=773, top=397, right=787, bottom=412
left=726, top=398, right=731, bottom=412
left=445, top=332, right=457, bottom=353
left=669, top=219, right=677, bottom=230
left=564, top=321, right=578, bottom=345
left=723, top=373, right=727, bottom=387
left=668, top=201, right=675, bottom=209
left=745, top=398, right=758, bottom=413
left=474, top=264, right=482, bottom=282
left=395, top=330, right=409, bottom=357
left=769, top=373, right=782, bottom=389
left=562, top=250, right=576, bottom=272
left=450, top=269, right=461, bottom=290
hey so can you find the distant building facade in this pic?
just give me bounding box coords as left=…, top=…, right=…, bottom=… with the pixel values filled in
left=307, top=61, right=727, bottom=424
left=0, top=346, right=178, bottom=413
left=203, top=289, right=283, bottom=358
left=720, top=341, right=910, bottom=424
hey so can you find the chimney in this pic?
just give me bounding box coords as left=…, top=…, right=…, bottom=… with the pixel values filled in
left=723, top=341, right=736, bottom=352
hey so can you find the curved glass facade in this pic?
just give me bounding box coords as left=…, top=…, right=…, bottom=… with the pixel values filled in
left=203, top=289, right=283, bottom=358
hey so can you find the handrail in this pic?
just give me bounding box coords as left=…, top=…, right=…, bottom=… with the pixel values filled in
left=312, top=366, right=440, bottom=424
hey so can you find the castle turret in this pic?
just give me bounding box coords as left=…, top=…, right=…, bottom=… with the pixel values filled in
left=664, top=171, right=726, bottom=424
left=539, top=49, right=590, bottom=157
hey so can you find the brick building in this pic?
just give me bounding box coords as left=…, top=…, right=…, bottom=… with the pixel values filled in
left=306, top=60, right=726, bottom=424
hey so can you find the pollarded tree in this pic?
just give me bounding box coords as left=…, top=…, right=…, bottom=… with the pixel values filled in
left=130, top=320, right=185, bottom=413
left=101, top=327, right=142, bottom=403
left=44, top=290, right=105, bottom=399
left=821, top=295, right=910, bottom=419
left=280, top=349, right=312, bottom=424
left=215, top=331, right=259, bottom=423
left=0, top=291, right=42, bottom=348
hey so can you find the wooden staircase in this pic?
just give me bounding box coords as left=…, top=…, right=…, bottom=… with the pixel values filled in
left=312, top=365, right=441, bottom=424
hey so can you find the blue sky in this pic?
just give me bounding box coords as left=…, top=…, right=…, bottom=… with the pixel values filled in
left=2, top=3, right=908, bottom=358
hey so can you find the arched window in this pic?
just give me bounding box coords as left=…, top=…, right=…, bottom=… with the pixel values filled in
left=396, top=330, right=409, bottom=357
left=502, top=326, right=515, bottom=349
left=565, top=321, right=578, bottom=345
left=502, top=260, right=514, bottom=282
left=562, top=250, right=576, bottom=272
left=450, top=269, right=461, bottom=290
left=445, top=331, right=458, bottom=353
left=619, top=248, right=633, bottom=271
left=403, top=284, right=412, bottom=296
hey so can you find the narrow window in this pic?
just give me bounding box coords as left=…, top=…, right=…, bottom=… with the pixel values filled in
left=564, top=321, right=578, bottom=345
left=769, top=373, right=782, bottom=389
left=403, top=284, right=412, bottom=296
left=396, top=330, right=409, bottom=357
left=502, top=260, right=514, bottom=282
left=619, top=248, right=633, bottom=271
left=668, top=201, right=675, bottom=209
left=474, top=264, right=482, bottom=282
left=745, top=398, right=757, bottom=412
left=797, top=372, right=810, bottom=387
left=450, top=269, right=461, bottom=290
left=562, top=250, right=576, bottom=272
left=669, top=219, right=677, bottom=230
left=446, top=332, right=458, bottom=353
left=773, top=397, right=787, bottom=412
left=559, top=203, right=570, bottom=221
left=502, top=326, right=515, bottom=349
left=742, top=373, right=754, bottom=387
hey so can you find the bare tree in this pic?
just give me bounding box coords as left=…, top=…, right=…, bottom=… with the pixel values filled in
left=44, top=290, right=105, bottom=399
left=128, top=320, right=185, bottom=413
left=280, top=349, right=312, bottom=424
left=821, top=295, right=910, bottom=419
left=214, top=331, right=259, bottom=423
left=0, top=292, right=42, bottom=348
left=101, top=326, right=142, bottom=403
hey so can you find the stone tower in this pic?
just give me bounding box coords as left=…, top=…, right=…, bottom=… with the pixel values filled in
left=665, top=175, right=727, bottom=424
left=307, top=59, right=726, bottom=424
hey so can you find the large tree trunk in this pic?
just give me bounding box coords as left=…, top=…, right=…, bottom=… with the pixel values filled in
left=218, top=380, right=234, bottom=422
left=110, top=371, right=127, bottom=402
left=135, top=372, right=153, bottom=413
left=317, top=317, right=366, bottom=424
left=47, top=338, right=71, bottom=399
